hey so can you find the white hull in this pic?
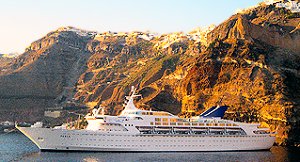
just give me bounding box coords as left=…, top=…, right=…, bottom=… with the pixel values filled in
left=17, top=126, right=275, bottom=152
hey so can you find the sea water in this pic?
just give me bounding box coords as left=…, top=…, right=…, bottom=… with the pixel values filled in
left=1, top=132, right=299, bottom=162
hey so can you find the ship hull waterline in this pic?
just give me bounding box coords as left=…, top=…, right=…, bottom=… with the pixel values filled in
left=16, top=126, right=275, bottom=152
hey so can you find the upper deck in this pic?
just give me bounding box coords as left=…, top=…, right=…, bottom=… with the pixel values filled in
left=84, top=88, right=271, bottom=136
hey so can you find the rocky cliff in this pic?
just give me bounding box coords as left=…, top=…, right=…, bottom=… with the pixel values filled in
left=0, top=54, right=15, bottom=67
left=0, top=3, right=300, bottom=146
left=205, top=4, right=300, bottom=146
left=0, top=27, right=95, bottom=121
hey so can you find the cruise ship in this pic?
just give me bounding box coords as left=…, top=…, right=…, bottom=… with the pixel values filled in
left=16, top=87, right=275, bottom=152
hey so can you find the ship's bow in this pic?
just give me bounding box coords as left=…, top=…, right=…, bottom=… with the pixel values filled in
left=16, top=125, right=49, bottom=150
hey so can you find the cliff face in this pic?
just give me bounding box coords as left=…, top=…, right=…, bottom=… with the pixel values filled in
left=0, top=54, right=14, bottom=67
left=205, top=5, right=300, bottom=145
left=0, top=4, right=300, bottom=146
left=207, top=5, right=300, bottom=53
left=0, top=27, right=95, bottom=120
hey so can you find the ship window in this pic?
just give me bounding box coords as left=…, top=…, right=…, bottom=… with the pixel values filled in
left=155, top=122, right=161, bottom=125
left=192, top=123, right=197, bottom=126
left=170, top=118, right=177, bottom=123
left=162, top=118, right=169, bottom=125
left=184, top=122, right=190, bottom=126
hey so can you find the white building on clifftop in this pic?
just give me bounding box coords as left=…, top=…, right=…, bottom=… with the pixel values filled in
left=264, top=0, right=283, bottom=5
left=265, top=0, right=300, bottom=13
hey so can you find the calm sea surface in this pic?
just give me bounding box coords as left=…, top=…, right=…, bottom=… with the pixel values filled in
left=1, top=132, right=300, bottom=162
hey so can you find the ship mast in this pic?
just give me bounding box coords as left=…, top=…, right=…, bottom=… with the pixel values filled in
left=120, top=86, right=142, bottom=115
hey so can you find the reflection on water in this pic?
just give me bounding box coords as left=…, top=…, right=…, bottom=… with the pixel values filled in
left=1, top=132, right=300, bottom=162
left=19, top=148, right=293, bottom=162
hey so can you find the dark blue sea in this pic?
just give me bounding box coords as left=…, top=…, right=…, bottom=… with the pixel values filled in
left=1, top=132, right=300, bottom=162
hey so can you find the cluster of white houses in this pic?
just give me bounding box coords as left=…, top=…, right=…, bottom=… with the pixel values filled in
left=92, top=26, right=215, bottom=50
left=265, top=0, right=300, bottom=13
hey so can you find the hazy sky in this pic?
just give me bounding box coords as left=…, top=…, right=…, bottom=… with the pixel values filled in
left=0, top=0, right=263, bottom=54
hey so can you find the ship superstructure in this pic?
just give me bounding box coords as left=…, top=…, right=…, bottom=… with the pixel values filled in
left=16, top=87, right=275, bottom=152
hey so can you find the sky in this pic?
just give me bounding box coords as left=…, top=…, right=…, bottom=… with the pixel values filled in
left=0, top=0, right=263, bottom=54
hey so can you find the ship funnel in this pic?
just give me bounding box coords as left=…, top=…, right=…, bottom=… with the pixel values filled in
left=200, top=105, right=228, bottom=118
